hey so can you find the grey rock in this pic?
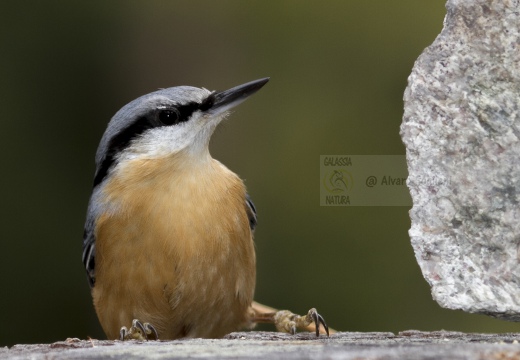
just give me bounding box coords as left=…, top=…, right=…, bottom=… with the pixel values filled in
left=401, top=0, right=520, bottom=319
left=5, top=331, right=520, bottom=360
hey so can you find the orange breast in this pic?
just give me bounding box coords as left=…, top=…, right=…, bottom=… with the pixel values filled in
left=92, top=155, right=256, bottom=339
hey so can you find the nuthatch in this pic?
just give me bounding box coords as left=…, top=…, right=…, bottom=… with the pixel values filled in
left=82, top=78, right=329, bottom=340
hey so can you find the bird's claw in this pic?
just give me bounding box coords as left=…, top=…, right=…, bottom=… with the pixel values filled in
left=310, top=309, right=329, bottom=337
left=273, top=308, right=329, bottom=337
left=119, top=319, right=159, bottom=341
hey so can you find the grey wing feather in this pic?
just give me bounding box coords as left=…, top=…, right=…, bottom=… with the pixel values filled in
left=82, top=194, right=99, bottom=288
left=246, top=193, right=257, bottom=231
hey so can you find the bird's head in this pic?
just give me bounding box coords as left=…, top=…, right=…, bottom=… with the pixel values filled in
left=93, top=78, right=269, bottom=187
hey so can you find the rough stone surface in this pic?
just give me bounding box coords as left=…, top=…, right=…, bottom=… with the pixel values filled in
left=4, top=331, right=520, bottom=360
left=401, top=0, right=520, bottom=320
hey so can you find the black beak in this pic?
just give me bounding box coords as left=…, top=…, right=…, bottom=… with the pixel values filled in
left=205, top=78, right=270, bottom=114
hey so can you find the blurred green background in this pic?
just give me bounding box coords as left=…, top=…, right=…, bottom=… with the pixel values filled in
left=1, top=1, right=518, bottom=347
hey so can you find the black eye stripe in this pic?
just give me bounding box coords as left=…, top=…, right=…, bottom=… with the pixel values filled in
left=176, top=102, right=200, bottom=123
left=93, top=116, right=154, bottom=187
left=200, top=93, right=216, bottom=111
left=93, top=98, right=213, bottom=188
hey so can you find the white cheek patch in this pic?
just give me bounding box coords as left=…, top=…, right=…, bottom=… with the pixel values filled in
left=119, top=111, right=225, bottom=160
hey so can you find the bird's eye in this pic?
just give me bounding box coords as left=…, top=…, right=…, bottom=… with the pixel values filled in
left=158, top=109, right=180, bottom=125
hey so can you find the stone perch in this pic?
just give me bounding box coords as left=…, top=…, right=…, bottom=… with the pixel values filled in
left=5, top=331, right=520, bottom=360
left=401, top=0, right=520, bottom=320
